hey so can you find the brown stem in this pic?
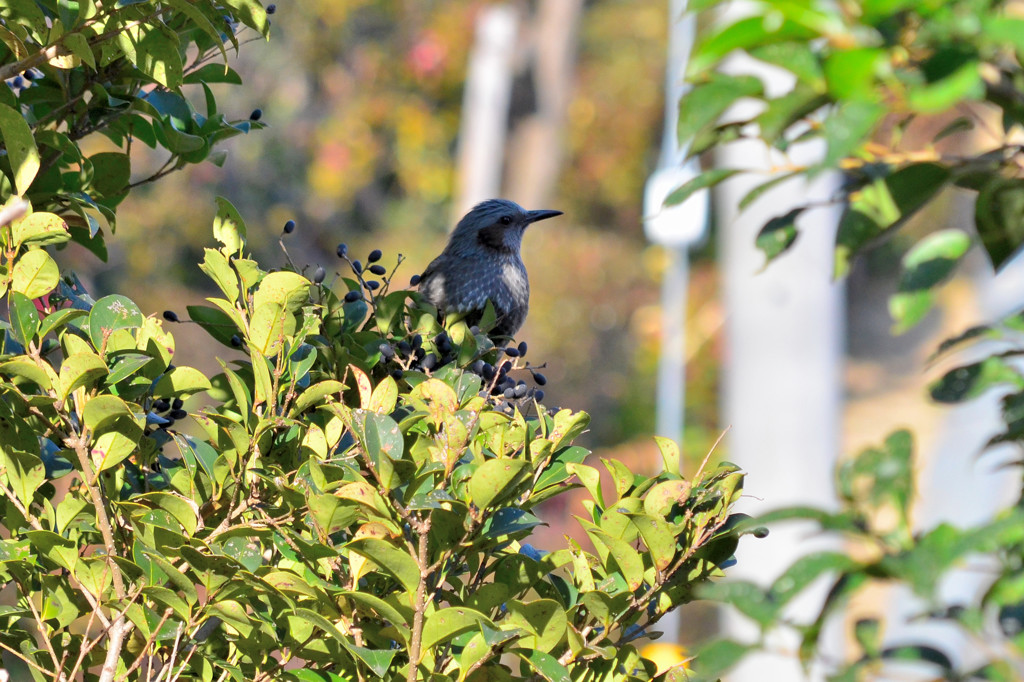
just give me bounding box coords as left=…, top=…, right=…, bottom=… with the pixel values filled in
left=68, top=432, right=132, bottom=682
left=406, top=518, right=432, bottom=682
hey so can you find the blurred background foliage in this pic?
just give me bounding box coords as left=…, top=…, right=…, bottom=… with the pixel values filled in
left=80, top=0, right=724, bottom=464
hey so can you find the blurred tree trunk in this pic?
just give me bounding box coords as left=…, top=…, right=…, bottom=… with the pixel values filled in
left=456, top=1, right=583, bottom=215
left=505, top=0, right=584, bottom=208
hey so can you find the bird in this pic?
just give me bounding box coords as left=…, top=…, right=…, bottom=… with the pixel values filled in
left=418, top=199, right=563, bottom=338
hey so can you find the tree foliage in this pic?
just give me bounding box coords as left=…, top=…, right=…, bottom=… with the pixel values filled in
left=0, top=2, right=750, bottom=680
left=683, top=0, right=1024, bottom=678
left=678, top=0, right=1024, bottom=330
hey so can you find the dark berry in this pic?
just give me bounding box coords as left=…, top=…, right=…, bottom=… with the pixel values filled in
left=517, top=341, right=528, bottom=356
left=470, top=359, right=485, bottom=374
left=411, top=334, right=422, bottom=349
left=283, top=219, right=296, bottom=234
left=378, top=343, right=395, bottom=359
left=337, top=243, right=348, bottom=258
left=312, top=266, right=326, bottom=284
left=352, top=260, right=363, bottom=274
left=498, top=360, right=512, bottom=376
left=172, top=398, right=184, bottom=410
left=170, top=409, right=188, bottom=420
left=534, top=390, right=545, bottom=402
left=503, top=346, right=520, bottom=358
left=397, top=340, right=412, bottom=354
left=368, top=249, right=383, bottom=263
left=368, top=264, right=387, bottom=276
left=344, top=290, right=362, bottom=303
left=532, top=372, right=547, bottom=386
left=753, top=527, right=770, bottom=538
left=365, top=280, right=380, bottom=290
left=481, top=363, right=495, bottom=380
left=503, top=387, right=516, bottom=399
left=514, top=382, right=528, bottom=398
left=230, top=334, right=243, bottom=347
left=410, top=274, right=422, bottom=286
left=421, top=353, right=437, bottom=371
left=249, top=108, right=262, bottom=121
left=162, top=310, right=179, bottom=322
left=154, top=399, right=170, bottom=412
left=266, top=3, right=276, bottom=13
left=390, top=369, right=403, bottom=381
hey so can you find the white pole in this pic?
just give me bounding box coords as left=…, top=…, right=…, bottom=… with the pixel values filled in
left=644, top=0, right=710, bottom=647
left=454, top=6, right=519, bottom=217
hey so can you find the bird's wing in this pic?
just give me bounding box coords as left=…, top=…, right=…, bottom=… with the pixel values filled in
left=417, top=256, right=446, bottom=309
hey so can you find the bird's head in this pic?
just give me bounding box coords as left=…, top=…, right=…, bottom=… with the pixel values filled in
left=447, top=199, right=562, bottom=256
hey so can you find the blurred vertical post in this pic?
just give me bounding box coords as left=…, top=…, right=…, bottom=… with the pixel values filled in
left=712, top=8, right=844, bottom=678
left=455, top=5, right=519, bottom=217
left=643, top=0, right=710, bottom=644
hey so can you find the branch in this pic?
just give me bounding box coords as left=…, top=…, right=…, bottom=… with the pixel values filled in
left=67, top=432, right=133, bottom=682
left=406, top=517, right=432, bottom=682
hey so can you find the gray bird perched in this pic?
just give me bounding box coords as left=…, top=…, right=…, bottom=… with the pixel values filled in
left=418, top=199, right=563, bottom=338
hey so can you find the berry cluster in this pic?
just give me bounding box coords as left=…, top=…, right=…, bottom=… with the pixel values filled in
left=336, top=243, right=402, bottom=304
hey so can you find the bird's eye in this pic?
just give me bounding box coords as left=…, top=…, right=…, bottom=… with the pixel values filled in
left=500, top=215, right=512, bottom=225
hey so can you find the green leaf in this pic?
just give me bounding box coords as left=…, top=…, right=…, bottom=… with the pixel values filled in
left=184, top=63, right=243, bottom=85
left=676, top=74, right=763, bottom=148
left=89, top=152, right=131, bottom=201
left=59, top=352, right=108, bottom=399
left=629, top=513, right=676, bottom=571
left=0, top=449, right=45, bottom=510
left=199, top=249, right=240, bottom=302
left=504, top=599, right=566, bottom=653
left=589, top=530, right=644, bottom=592
left=513, top=649, right=571, bottom=682
left=354, top=410, right=404, bottom=461
left=835, top=163, right=951, bottom=276
left=154, top=365, right=212, bottom=397
left=643, top=480, right=690, bottom=517
left=0, top=102, right=40, bottom=193
left=345, top=538, right=419, bottom=593
left=248, top=301, right=291, bottom=356
left=929, top=357, right=1024, bottom=404
left=38, top=308, right=87, bottom=339
left=0, top=358, right=54, bottom=389
left=137, top=26, right=184, bottom=88
left=469, top=458, right=528, bottom=509
left=820, top=100, right=885, bottom=171
left=823, top=48, right=887, bottom=101
left=689, top=15, right=816, bottom=76
left=342, top=642, right=396, bottom=678
left=105, top=352, right=152, bottom=385
left=8, top=291, right=39, bottom=347
left=755, top=208, right=804, bottom=263
left=421, top=607, right=493, bottom=651
left=88, top=295, right=144, bottom=351
left=213, top=196, right=247, bottom=255
left=253, top=271, right=310, bottom=312
left=693, top=639, right=752, bottom=679
left=25, top=530, right=78, bottom=571
left=11, top=249, right=59, bottom=299
left=975, top=177, right=1024, bottom=270
left=340, top=590, right=411, bottom=632
left=889, top=229, right=971, bottom=333
left=408, top=378, right=459, bottom=428
left=308, top=494, right=358, bottom=535
left=908, top=60, right=982, bottom=114
left=11, top=211, right=70, bottom=248
left=83, top=394, right=133, bottom=432
left=664, top=169, right=738, bottom=207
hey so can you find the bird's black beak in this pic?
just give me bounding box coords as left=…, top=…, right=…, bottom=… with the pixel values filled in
left=525, top=209, right=563, bottom=224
